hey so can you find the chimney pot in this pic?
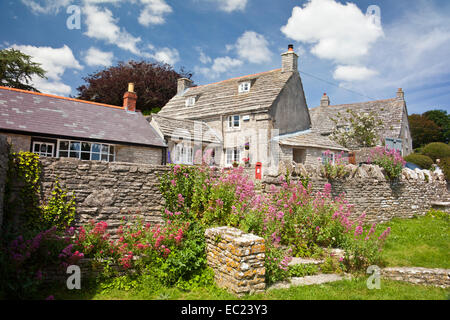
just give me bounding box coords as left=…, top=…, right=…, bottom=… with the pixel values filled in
left=177, top=78, right=193, bottom=95
left=321, top=93, right=330, bottom=107
left=281, top=44, right=299, bottom=72
left=397, top=88, right=404, bottom=100
left=123, top=84, right=137, bottom=112
left=288, top=44, right=294, bottom=51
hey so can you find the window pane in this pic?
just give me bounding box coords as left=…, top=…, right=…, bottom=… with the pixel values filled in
left=40, top=144, right=47, bottom=153
left=92, top=144, right=101, bottom=153
left=109, top=155, right=114, bottom=162
left=102, top=145, right=109, bottom=154
left=70, top=151, right=80, bottom=158
left=82, top=142, right=91, bottom=152
left=34, top=144, right=40, bottom=152
left=109, top=146, right=115, bottom=155
left=101, top=153, right=108, bottom=161
left=70, top=142, right=80, bottom=151
left=233, top=116, right=239, bottom=127
left=59, top=141, right=69, bottom=151
left=81, top=152, right=90, bottom=161
left=59, top=151, right=68, bottom=158
left=47, top=145, right=53, bottom=155
left=91, top=153, right=100, bottom=161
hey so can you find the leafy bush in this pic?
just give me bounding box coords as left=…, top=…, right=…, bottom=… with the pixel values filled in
left=404, top=153, right=433, bottom=170
left=440, top=157, right=450, bottom=181
left=40, top=180, right=76, bottom=231
left=321, top=151, right=349, bottom=180
left=421, top=142, right=450, bottom=162
left=368, top=147, right=406, bottom=180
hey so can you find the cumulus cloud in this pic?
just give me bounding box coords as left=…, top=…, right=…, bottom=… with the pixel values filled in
left=232, top=31, right=272, bottom=64
left=146, top=46, right=180, bottom=65
left=195, top=56, right=243, bottom=79
left=83, top=4, right=142, bottom=55
left=216, top=0, right=248, bottom=12
left=138, top=0, right=172, bottom=26
left=333, top=65, right=378, bottom=81
left=10, top=44, right=82, bottom=96
left=281, top=0, right=383, bottom=64
left=196, top=47, right=212, bottom=64
left=20, top=0, right=73, bottom=14
left=84, top=47, right=114, bottom=67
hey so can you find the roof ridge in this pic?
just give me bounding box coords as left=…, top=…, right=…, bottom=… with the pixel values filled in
left=0, top=86, right=125, bottom=110
left=190, top=68, right=283, bottom=90
left=310, top=98, right=399, bottom=110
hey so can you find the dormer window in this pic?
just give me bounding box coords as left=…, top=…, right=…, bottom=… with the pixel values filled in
left=238, top=81, right=251, bottom=93
left=185, top=97, right=196, bottom=107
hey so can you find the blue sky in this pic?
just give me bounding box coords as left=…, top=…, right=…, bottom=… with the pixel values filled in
left=1, top=0, right=449, bottom=114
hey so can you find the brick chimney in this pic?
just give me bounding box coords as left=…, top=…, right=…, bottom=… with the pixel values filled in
left=177, top=78, right=193, bottom=95
left=123, top=82, right=137, bottom=112
left=320, top=93, right=330, bottom=107
left=281, top=44, right=299, bottom=73
left=396, top=88, right=404, bottom=100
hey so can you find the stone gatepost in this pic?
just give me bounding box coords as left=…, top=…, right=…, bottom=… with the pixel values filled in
left=205, top=226, right=266, bottom=296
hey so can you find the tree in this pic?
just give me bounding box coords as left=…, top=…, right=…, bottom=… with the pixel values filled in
left=0, top=49, right=46, bottom=92
left=330, top=109, right=383, bottom=149
left=423, top=110, right=450, bottom=144
left=408, top=114, right=444, bottom=149
left=76, top=60, right=193, bottom=115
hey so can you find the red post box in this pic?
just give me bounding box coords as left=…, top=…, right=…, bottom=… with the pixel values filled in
left=255, top=162, right=262, bottom=180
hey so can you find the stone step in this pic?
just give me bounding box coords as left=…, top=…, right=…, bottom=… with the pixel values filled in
left=288, top=257, right=324, bottom=266
left=268, top=273, right=352, bottom=291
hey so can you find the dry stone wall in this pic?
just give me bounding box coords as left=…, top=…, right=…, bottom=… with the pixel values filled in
left=381, top=267, right=450, bottom=288
left=205, top=227, right=266, bottom=296
left=265, top=163, right=449, bottom=224
left=39, top=158, right=170, bottom=233
left=0, top=135, right=9, bottom=230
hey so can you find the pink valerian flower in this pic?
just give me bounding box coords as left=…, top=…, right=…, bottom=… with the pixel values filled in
left=216, top=199, right=224, bottom=208
left=354, top=225, right=364, bottom=237
left=378, top=227, right=391, bottom=241
left=171, top=179, right=176, bottom=187
left=177, top=194, right=185, bottom=206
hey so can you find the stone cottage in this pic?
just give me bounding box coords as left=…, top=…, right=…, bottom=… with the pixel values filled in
left=154, top=45, right=347, bottom=176
left=309, top=89, right=413, bottom=157
left=0, top=84, right=167, bottom=165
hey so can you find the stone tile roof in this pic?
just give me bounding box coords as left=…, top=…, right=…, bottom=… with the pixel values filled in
left=0, top=86, right=166, bottom=147
left=309, top=98, right=406, bottom=139
left=150, top=114, right=222, bottom=144
left=158, top=69, right=294, bottom=119
left=277, top=130, right=348, bottom=151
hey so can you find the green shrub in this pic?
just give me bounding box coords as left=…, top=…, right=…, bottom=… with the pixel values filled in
left=440, top=157, right=450, bottom=181
left=421, top=142, right=450, bottom=162
left=404, top=153, right=433, bottom=170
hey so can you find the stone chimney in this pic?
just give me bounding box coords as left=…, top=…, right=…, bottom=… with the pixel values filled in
left=177, top=78, right=193, bottom=95
left=320, top=93, right=330, bottom=107
left=281, top=44, right=299, bottom=73
left=397, top=88, right=405, bottom=100
left=123, top=82, right=137, bottom=112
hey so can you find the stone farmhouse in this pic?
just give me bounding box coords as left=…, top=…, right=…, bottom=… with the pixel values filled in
left=309, top=89, right=413, bottom=157
left=154, top=45, right=349, bottom=176
left=0, top=84, right=167, bottom=164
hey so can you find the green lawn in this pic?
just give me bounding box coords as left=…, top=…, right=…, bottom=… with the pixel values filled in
left=379, top=214, right=450, bottom=269
left=44, top=277, right=448, bottom=300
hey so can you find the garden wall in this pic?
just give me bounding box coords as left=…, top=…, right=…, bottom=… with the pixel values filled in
left=38, top=158, right=170, bottom=232
left=264, top=164, right=449, bottom=224
left=0, top=135, right=9, bottom=231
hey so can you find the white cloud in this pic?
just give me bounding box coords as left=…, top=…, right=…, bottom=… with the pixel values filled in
left=281, top=0, right=383, bottom=64
left=84, top=47, right=114, bottom=67
left=138, top=0, right=172, bottom=26
left=146, top=46, right=180, bottom=65
left=233, top=31, right=271, bottom=64
left=20, top=0, right=73, bottom=14
left=196, top=47, right=212, bottom=64
left=333, top=65, right=378, bottom=82
left=216, top=0, right=248, bottom=12
left=83, top=4, right=142, bottom=55
left=195, top=56, right=243, bottom=79
left=10, top=44, right=82, bottom=96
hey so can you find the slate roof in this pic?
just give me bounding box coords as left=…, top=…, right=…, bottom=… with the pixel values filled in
left=158, top=69, right=294, bottom=119
left=277, top=129, right=348, bottom=151
left=309, top=98, right=406, bottom=140
left=0, top=86, right=166, bottom=148
left=150, top=114, right=222, bottom=144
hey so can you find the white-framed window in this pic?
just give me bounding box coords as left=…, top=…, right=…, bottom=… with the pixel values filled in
left=57, top=140, right=115, bottom=162
left=185, top=96, right=196, bottom=107
left=238, top=81, right=251, bottom=93
left=32, top=142, right=55, bottom=158
left=228, top=115, right=240, bottom=129
left=226, top=148, right=241, bottom=166
left=174, top=144, right=193, bottom=165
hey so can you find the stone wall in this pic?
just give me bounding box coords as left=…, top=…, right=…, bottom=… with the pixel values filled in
left=381, top=267, right=450, bottom=288
left=0, top=135, right=9, bottom=230
left=205, top=227, right=266, bottom=296
left=264, top=163, right=449, bottom=224
left=38, top=158, right=170, bottom=232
